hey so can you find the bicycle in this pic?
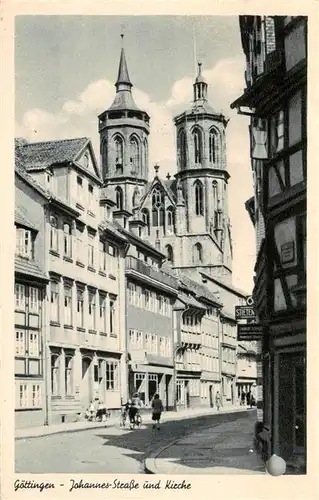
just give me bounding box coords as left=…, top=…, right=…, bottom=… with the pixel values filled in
left=129, top=411, right=142, bottom=430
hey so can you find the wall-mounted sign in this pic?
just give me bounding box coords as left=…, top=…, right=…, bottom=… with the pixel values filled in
left=281, top=241, right=295, bottom=264
left=235, top=306, right=256, bottom=320
left=237, top=323, right=263, bottom=341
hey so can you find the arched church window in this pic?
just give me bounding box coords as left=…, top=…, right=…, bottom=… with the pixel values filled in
left=101, top=140, right=108, bottom=174
left=166, top=245, right=174, bottom=265
left=114, top=136, right=123, bottom=167
left=194, top=181, right=204, bottom=216
left=152, top=187, right=165, bottom=227
left=178, top=129, right=187, bottom=170
left=193, top=128, right=202, bottom=164
left=143, top=139, right=148, bottom=177
left=209, top=129, right=219, bottom=164
left=141, top=208, right=150, bottom=235
left=130, top=136, right=140, bottom=174
left=115, top=186, right=123, bottom=210
left=167, top=206, right=174, bottom=234
left=193, top=243, right=203, bottom=263
left=212, top=181, right=218, bottom=213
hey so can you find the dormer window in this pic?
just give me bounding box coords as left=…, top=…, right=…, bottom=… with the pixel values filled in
left=16, top=228, right=32, bottom=259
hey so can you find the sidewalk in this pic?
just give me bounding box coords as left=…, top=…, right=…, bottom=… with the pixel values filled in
left=15, top=406, right=251, bottom=440
left=144, top=413, right=266, bottom=475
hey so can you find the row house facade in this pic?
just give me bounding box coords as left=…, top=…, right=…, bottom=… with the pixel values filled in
left=231, top=16, right=307, bottom=472
left=14, top=163, right=49, bottom=429
left=236, top=342, right=258, bottom=402
left=15, top=137, right=128, bottom=426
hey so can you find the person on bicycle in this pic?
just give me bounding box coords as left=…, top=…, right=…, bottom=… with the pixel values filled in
left=121, top=398, right=131, bottom=426
left=129, top=393, right=141, bottom=424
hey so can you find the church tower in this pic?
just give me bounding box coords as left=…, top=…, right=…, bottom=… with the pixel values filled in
left=98, top=35, right=150, bottom=220
left=173, top=62, right=233, bottom=279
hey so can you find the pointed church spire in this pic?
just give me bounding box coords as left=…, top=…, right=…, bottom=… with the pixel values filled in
left=115, top=34, right=132, bottom=90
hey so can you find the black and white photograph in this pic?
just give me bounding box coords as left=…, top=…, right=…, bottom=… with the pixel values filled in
left=10, top=13, right=308, bottom=480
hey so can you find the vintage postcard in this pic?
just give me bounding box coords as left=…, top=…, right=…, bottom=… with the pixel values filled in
left=0, top=1, right=318, bottom=499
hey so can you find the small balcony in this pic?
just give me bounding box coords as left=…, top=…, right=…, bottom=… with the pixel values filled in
left=125, top=256, right=179, bottom=291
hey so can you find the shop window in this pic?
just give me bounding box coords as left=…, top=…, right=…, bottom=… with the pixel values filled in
left=106, top=360, right=119, bottom=390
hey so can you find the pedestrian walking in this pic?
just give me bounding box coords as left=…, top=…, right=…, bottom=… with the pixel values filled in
left=151, top=393, right=164, bottom=430
left=241, top=391, right=246, bottom=406
left=215, top=391, right=221, bottom=411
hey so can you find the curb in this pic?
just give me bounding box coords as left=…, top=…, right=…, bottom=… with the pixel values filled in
left=16, top=408, right=254, bottom=441
left=144, top=409, right=252, bottom=474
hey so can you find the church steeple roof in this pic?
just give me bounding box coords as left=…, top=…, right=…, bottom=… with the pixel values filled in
left=108, top=35, right=139, bottom=112
left=193, top=61, right=208, bottom=102
left=115, top=36, right=132, bottom=89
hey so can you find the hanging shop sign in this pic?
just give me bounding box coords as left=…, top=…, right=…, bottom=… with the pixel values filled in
left=237, top=323, right=263, bottom=341
left=235, top=305, right=255, bottom=320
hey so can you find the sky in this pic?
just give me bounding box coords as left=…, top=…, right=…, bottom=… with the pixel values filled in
left=15, top=15, right=255, bottom=293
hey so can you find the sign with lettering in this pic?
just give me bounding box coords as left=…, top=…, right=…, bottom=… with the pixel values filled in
left=237, top=323, right=263, bottom=341
left=281, top=241, right=295, bottom=264
left=235, top=305, right=255, bottom=320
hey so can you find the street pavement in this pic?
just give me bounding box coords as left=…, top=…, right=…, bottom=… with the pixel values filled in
left=145, top=413, right=265, bottom=474
left=15, top=409, right=261, bottom=474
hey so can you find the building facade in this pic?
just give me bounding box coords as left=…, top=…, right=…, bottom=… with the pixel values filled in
left=14, top=163, right=49, bottom=428
left=236, top=342, right=257, bottom=403
left=15, top=137, right=128, bottom=425
left=231, top=16, right=307, bottom=471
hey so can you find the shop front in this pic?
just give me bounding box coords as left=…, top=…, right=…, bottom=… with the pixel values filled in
left=128, top=364, right=174, bottom=410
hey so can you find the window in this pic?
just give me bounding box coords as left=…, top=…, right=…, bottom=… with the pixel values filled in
left=76, top=225, right=84, bottom=263
left=50, top=216, right=59, bottom=252
left=32, top=384, right=41, bottom=407
left=194, top=181, right=204, bottom=216
left=129, top=329, right=135, bottom=346
left=88, top=233, right=94, bottom=268
left=165, top=337, right=171, bottom=357
left=77, top=176, right=84, bottom=205
left=88, top=291, right=96, bottom=330
left=144, top=333, right=149, bottom=350
left=16, top=228, right=32, bottom=258
left=130, top=136, right=140, bottom=173
left=19, top=384, right=28, bottom=407
left=65, top=356, right=73, bottom=395
left=159, top=337, right=165, bottom=356
left=141, top=209, right=150, bottom=235
left=128, top=282, right=136, bottom=306
left=99, top=294, right=106, bottom=332
left=178, top=129, right=187, bottom=169
left=166, top=244, right=174, bottom=265
left=152, top=187, right=165, bottom=227
left=29, top=287, right=39, bottom=313
left=143, top=289, right=150, bottom=310
left=136, top=331, right=143, bottom=349
left=193, top=128, right=202, bottom=164
left=158, top=294, right=163, bottom=314
left=63, top=223, right=72, bottom=257
left=109, top=299, right=115, bottom=335
left=29, top=332, right=39, bottom=357
left=114, top=136, right=123, bottom=167
left=115, top=187, right=123, bottom=210
left=51, top=354, right=60, bottom=395
left=108, top=244, right=117, bottom=275
left=209, top=129, right=219, bottom=164
left=15, top=330, right=25, bottom=356
left=167, top=207, right=174, bottom=233
left=50, top=282, right=59, bottom=323
left=64, top=285, right=72, bottom=326
left=270, top=111, right=284, bottom=155
left=151, top=334, right=157, bottom=355
left=106, top=360, right=119, bottom=390
left=99, top=241, right=107, bottom=272
left=76, top=288, right=84, bottom=328
left=193, top=242, right=203, bottom=263
left=15, top=284, right=25, bottom=311
left=88, top=184, right=94, bottom=211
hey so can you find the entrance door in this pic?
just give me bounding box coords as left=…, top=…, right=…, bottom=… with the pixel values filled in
left=209, top=385, right=213, bottom=407
left=81, top=357, right=92, bottom=409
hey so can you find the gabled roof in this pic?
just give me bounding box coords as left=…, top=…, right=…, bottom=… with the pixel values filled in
left=15, top=162, right=50, bottom=200
left=15, top=206, right=37, bottom=230
left=15, top=137, right=89, bottom=171
left=140, top=176, right=177, bottom=208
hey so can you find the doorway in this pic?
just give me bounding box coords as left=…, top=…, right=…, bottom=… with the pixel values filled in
left=209, top=385, right=213, bottom=407
left=81, top=357, right=92, bottom=409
